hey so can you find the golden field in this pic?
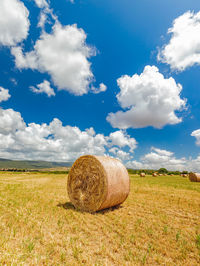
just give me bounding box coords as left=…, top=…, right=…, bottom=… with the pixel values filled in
left=0, top=172, right=200, bottom=265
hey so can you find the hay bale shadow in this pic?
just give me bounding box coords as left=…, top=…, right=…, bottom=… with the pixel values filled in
left=57, top=202, right=76, bottom=210
left=97, top=204, right=122, bottom=214
left=57, top=201, right=122, bottom=214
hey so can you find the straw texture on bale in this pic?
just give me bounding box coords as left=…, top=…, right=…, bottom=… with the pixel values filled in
left=140, top=172, right=145, bottom=177
left=67, top=155, right=130, bottom=212
left=189, top=172, right=200, bottom=182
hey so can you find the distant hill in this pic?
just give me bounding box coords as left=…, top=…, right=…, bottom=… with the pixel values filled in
left=0, top=158, right=73, bottom=169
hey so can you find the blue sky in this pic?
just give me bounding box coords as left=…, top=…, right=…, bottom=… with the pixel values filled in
left=1, top=0, right=200, bottom=171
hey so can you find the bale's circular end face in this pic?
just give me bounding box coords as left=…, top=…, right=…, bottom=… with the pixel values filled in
left=67, top=155, right=130, bottom=212
left=189, top=172, right=197, bottom=182
left=189, top=172, right=200, bottom=182
left=67, top=155, right=108, bottom=212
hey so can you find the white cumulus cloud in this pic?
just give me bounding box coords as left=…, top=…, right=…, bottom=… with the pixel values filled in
left=0, top=87, right=11, bottom=103
left=151, top=147, right=173, bottom=157
left=109, top=130, right=137, bottom=152
left=127, top=147, right=186, bottom=171
left=0, top=0, right=30, bottom=46
left=34, top=0, right=49, bottom=9
left=107, top=66, right=186, bottom=129
left=91, top=83, right=107, bottom=94
left=109, top=147, right=132, bottom=161
left=126, top=160, right=143, bottom=169
left=30, top=80, right=55, bottom=97
left=33, top=0, right=57, bottom=31
left=158, top=11, right=200, bottom=71
left=0, top=108, right=137, bottom=162
left=11, top=23, right=104, bottom=96
left=0, top=108, right=25, bottom=135
left=127, top=146, right=200, bottom=172
left=191, top=129, right=200, bottom=146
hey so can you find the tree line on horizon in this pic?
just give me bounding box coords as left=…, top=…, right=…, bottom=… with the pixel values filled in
left=127, top=168, right=189, bottom=176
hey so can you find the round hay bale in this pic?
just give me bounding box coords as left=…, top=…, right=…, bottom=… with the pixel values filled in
left=189, top=172, right=200, bottom=182
left=152, top=172, right=157, bottom=177
left=140, top=172, right=145, bottom=177
left=67, top=155, right=130, bottom=212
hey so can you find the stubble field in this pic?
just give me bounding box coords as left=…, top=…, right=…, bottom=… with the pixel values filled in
left=0, top=172, right=200, bottom=265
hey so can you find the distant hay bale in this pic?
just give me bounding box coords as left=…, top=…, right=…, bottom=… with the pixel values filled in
left=189, top=172, right=200, bottom=182
left=152, top=172, right=157, bottom=177
left=182, top=174, right=188, bottom=178
left=67, top=155, right=130, bottom=212
left=140, top=172, right=145, bottom=177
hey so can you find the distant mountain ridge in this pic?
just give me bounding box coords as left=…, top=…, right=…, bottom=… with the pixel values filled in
left=0, top=158, right=73, bottom=169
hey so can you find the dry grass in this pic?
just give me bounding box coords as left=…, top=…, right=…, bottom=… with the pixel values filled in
left=0, top=172, right=200, bottom=265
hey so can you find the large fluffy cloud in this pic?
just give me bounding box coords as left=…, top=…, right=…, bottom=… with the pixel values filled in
left=0, top=108, right=137, bottom=161
left=0, top=87, right=11, bottom=103
left=11, top=23, right=103, bottom=95
left=158, top=11, right=200, bottom=71
left=0, top=0, right=29, bottom=46
left=107, top=66, right=186, bottom=129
